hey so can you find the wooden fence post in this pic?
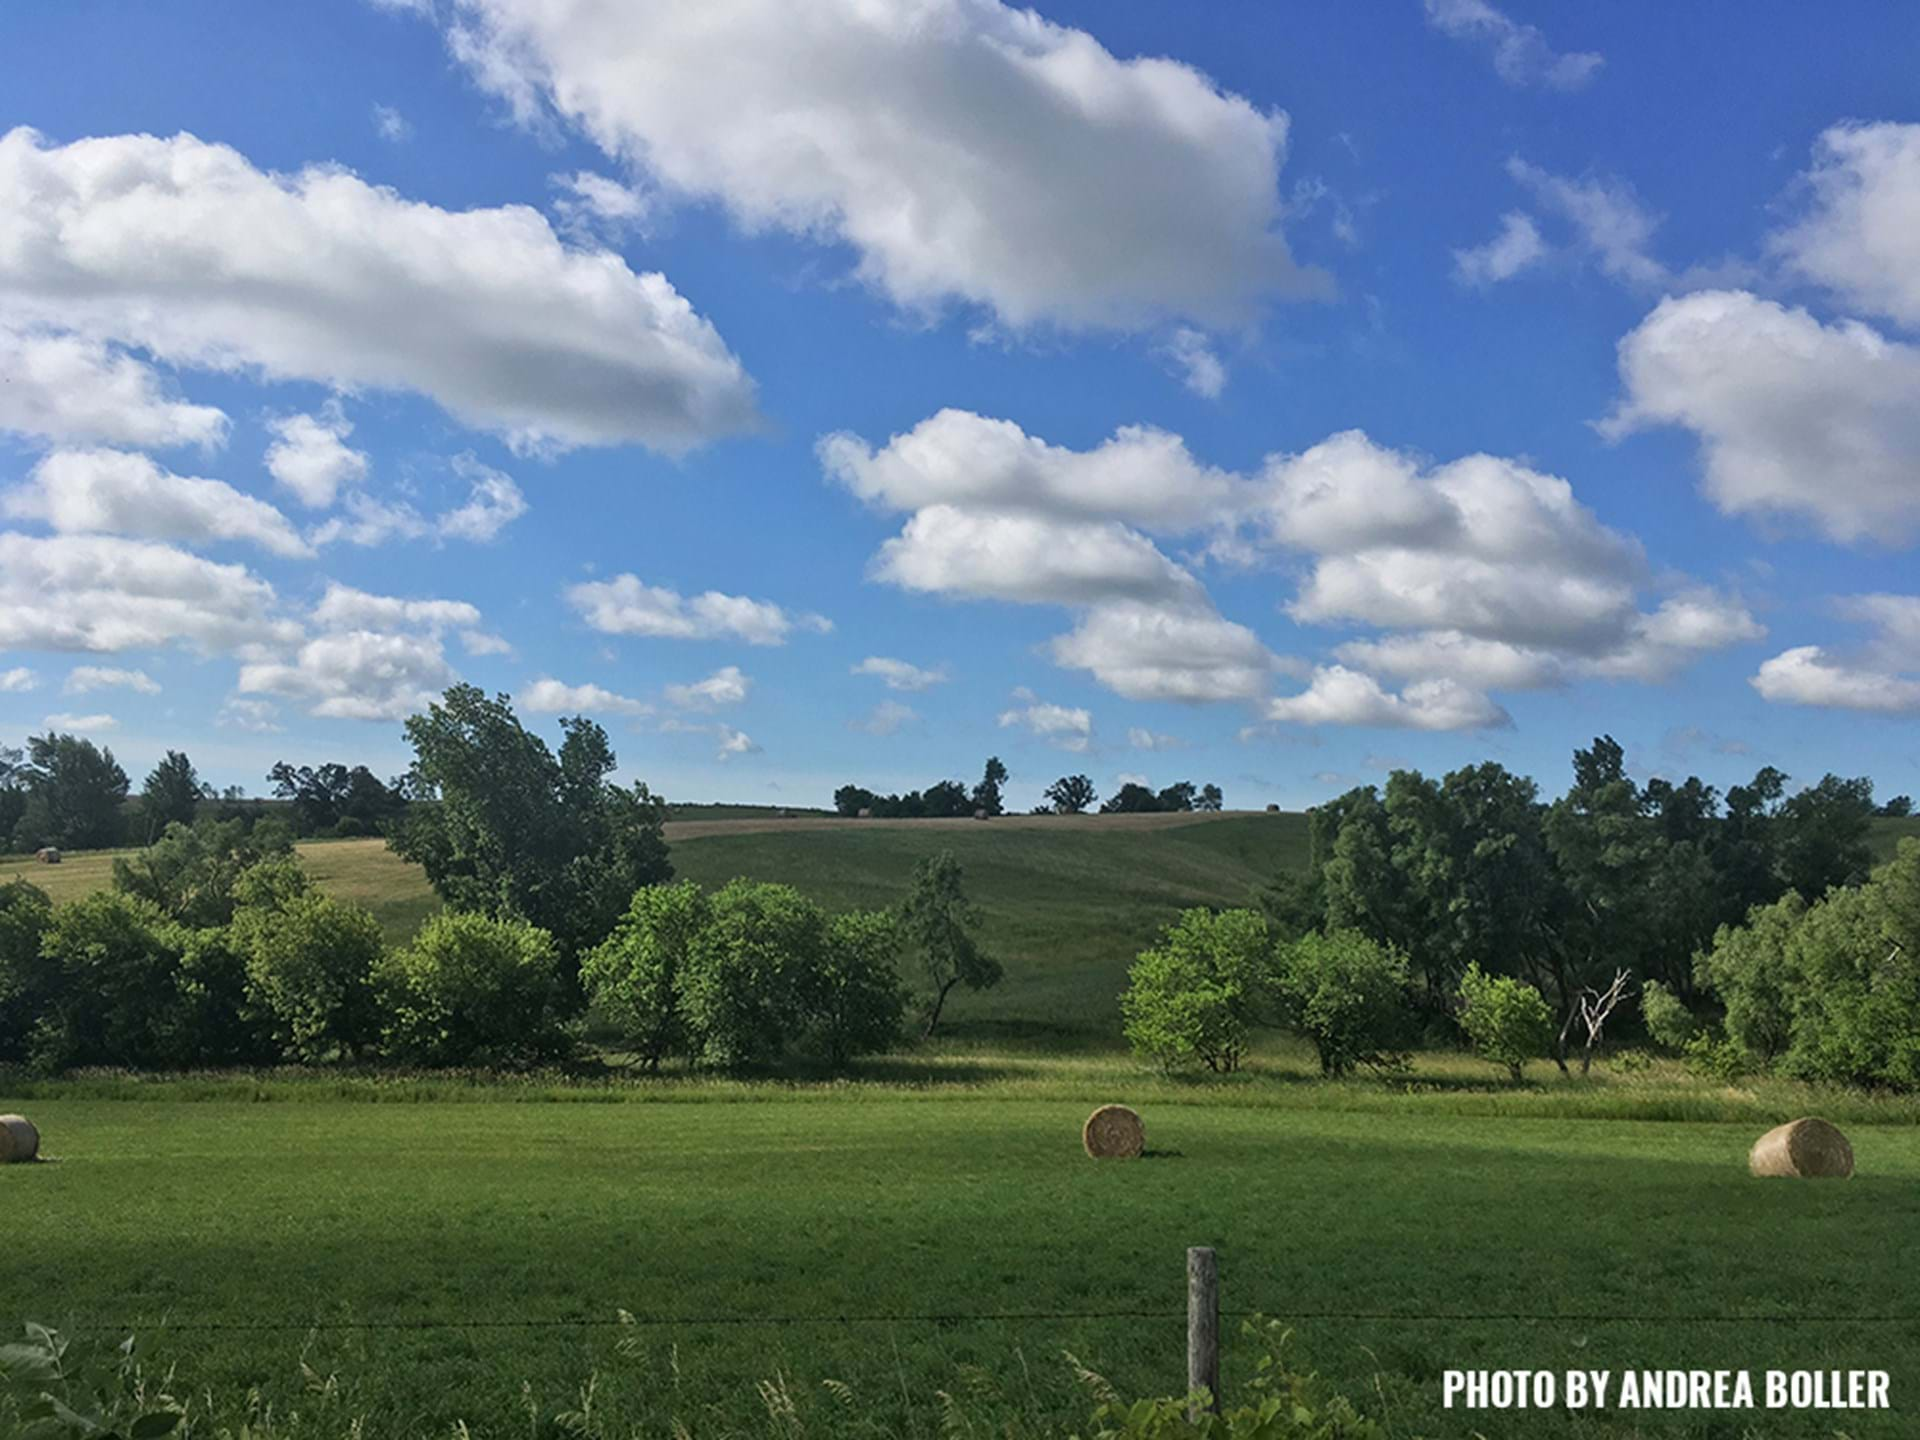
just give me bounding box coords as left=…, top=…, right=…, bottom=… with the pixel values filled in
left=1187, top=1245, right=1219, bottom=1419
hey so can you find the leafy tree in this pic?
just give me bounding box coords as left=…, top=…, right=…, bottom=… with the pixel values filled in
left=0, top=878, right=56, bottom=1064
left=235, top=886, right=385, bottom=1063
left=389, top=686, right=672, bottom=968
left=1155, top=781, right=1196, bottom=812
left=1638, top=978, right=1700, bottom=1051
left=268, top=761, right=407, bottom=836
left=138, top=750, right=206, bottom=840
left=834, top=784, right=879, bottom=817
left=972, top=756, right=1008, bottom=817
left=898, top=850, right=1000, bottom=1037
left=1878, top=795, right=1914, bottom=818
left=1694, top=892, right=1805, bottom=1067
left=814, top=910, right=909, bottom=1065
left=678, top=880, right=829, bottom=1067
left=922, top=778, right=972, bottom=817
left=32, top=892, right=187, bottom=1071
left=1773, top=773, right=1877, bottom=900
left=1456, top=963, right=1554, bottom=1082
left=0, top=743, right=26, bottom=845
left=174, top=925, right=276, bottom=1067
left=582, top=880, right=710, bottom=1071
left=1273, top=930, right=1413, bottom=1077
left=1197, top=783, right=1224, bottom=812
left=1121, top=908, right=1274, bottom=1072
left=1100, top=782, right=1160, bottom=814
left=1045, top=774, right=1097, bottom=814
left=383, top=912, right=570, bottom=1068
left=111, top=816, right=294, bottom=928
left=11, top=732, right=131, bottom=851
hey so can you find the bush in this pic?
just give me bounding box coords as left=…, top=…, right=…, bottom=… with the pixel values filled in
left=1778, top=871, right=1920, bottom=1089
left=583, top=880, right=710, bottom=1071
left=1639, top=978, right=1699, bottom=1051
left=384, top=912, right=570, bottom=1068
left=236, top=891, right=385, bottom=1063
left=110, top=816, right=294, bottom=928
left=812, top=910, right=908, bottom=1064
left=1694, top=892, right=1805, bottom=1067
left=173, top=925, right=277, bottom=1067
left=1273, top=930, right=1412, bottom=1077
left=0, top=879, right=55, bottom=1065
left=1121, top=909, right=1273, bottom=1073
left=679, top=881, right=830, bottom=1067
left=33, top=892, right=187, bottom=1071
left=1456, top=963, right=1554, bottom=1083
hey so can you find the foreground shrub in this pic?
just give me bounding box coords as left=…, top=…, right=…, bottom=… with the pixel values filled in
left=1121, top=908, right=1274, bottom=1073
left=680, top=881, right=832, bottom=1067
left=1638, top=978, right=1700, bottom=1051
left=237, top=891, right=385, bottom=1063
left=1456, top=963, right=1554, bottom=1083
left=33, top=892, right=187, bottom=1071
left=384, top=912, right=570, bottom=1067
left=0, top=879, right=55, bottom=1065
left=582, top=880, right=710, bottom=1070
left=813, top=909, right=908, bottom=1064
left=1273, top=930, right=1412, bottom=1077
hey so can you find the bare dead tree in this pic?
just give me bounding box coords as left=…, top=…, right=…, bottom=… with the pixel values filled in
left=1558, top=968, right=1632, bottom=1076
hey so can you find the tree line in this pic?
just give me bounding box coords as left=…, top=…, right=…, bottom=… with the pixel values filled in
left=835, top=762, right=1224, bottom=818
left=0, top=686, right=1003, bottom=1075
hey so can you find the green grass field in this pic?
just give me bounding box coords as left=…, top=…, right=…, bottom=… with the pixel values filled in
left=8, top=812, right=1920, bottom=1437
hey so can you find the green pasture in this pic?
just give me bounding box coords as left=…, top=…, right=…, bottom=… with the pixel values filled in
left=5, top=1064, right=1919, bottom=1439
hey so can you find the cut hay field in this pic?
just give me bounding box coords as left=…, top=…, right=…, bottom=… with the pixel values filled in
left=6, top=1065, right=1920, bottom=1439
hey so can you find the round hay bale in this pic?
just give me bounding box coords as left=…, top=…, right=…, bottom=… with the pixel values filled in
left=0, top=1114, right=39, bottom=1164
left=1083, top=1104, right=1144, bottom=1159
left=1750, top=1117, right=1853, bottom=1179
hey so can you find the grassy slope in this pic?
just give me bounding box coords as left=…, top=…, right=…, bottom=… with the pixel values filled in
left=6, top=1084, right=1918, bottom=1439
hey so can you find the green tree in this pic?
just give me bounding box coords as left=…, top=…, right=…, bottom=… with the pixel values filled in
left=1273, top=930, right=1413, bottom=1077
left=1456, top=963, right=1554, bottom=1083
left=0, top=878, right=56, bottom=1064
left=972, top=756, right=1008, bottom=816
left=174, top=925, right=276, bottom=1067
left=678, top=880, right=829, bottom=1067
left=1099, top=782, right=1161, bottom=814
left=582, top=880, right=711, bottom=1071
left=32, top=892, right=187, bottom=1071
left=138, top=750, right=206, bottom=840
left=268, top=761, right=407, bottom=836
left=111, top=816, right=294, bottom=928
left=390, top=686, right=672, bottom=969
left=1045, top=774, right=1097, bottom=814
left=0, top=744, right=27, bottom=845
left=11, top=732, right=131, bottom=851
left=814, top=910, right=909, bottom=1065
left=1121, top=908, right=1274, bottom=1072
left=1773, top=773, right=1877, bottom=900
left=1878, top=795, right=1914, bottom=818
left=899, top=850, right=1000, bottom=1037
left=1197, top=783, right=1224, bottom=812
left=1694, top=892, right=1806, bottom=1067
left=1638, top=978, right=1700, bottom=1051
left=383, top=912, right=570, bottom=1068
left=235, top=887, right=385, bottom=1063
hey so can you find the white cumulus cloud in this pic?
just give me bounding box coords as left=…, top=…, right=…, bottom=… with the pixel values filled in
left=852, top=656, right=948, bottom=692
left=7, top=449, right=310, bottom=557
left=1423, top=0, right=1602, bottom=91
left=0, top=325, right=227, bottom=450
left=567, top=575, right=831, bottom=646
left=65, top=666, right=159, bottom=696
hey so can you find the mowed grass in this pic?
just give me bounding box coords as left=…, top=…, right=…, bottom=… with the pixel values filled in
left=6, top=1076, right=1920, bottom=1439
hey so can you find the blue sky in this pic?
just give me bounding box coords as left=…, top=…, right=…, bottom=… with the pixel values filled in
left=2, top=0, right=1918, bottom=813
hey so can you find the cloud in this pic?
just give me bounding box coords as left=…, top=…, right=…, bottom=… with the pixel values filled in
left=265, top=406, right=369, bottom=509
left=65, top=666, right=159, bottom=696
left=567, top=574, right=831, bottom=645
left=1452, top=211, right=1546, bottom=287
left=1127, top=727, right=1185, bottom=751
left=1050, top=601, right=1290, bottom=702
left=1423, top=0, right=1602, bottom=91
left=309, top=493, right=430, bottom=548
left=851, top=700, right=917, bottom=736
left=714, top=725, right=760, bottom=761
left=0, top=127, right=757, bottom=454
left=0, top=533, right=295, bottom=654
left=1266, top=666, right=1510, bottom=731
left=216, top=697, right=282, bottom=733
left=312, top=584, right=480, bottom=633
left=1604, top=290, right=1920, bottom=542
left=237, top=629, right=458, bottom=721
left=519, top=677, right=653, bottom=717
left=371, top=103, right=413, bottom=143
left=1773, top=122, right=1920, bottom=328
left=42, top=712, right=116, bottom=733
left=550, top=171, right=653, bottom=245
left=0, top=325, right=227, bottom=450
left=7, top=449, right=311, bottom=557
left=459, top=629, right=513, bottom=657
left=1506, top=159, right=1666, bottom=289
left=874, top=506, right=1201, bottom=608
left=0, top=667, right=38, bottom=693
left=1159, top=328, right=1228, bottom=399
left=432, top=0, right=1326, bottom=332
left=665, top=665, right=751, bottom=710
left=997, top=695, right=1093, bottom=751
left=437, top=454, right=527, bottom=542
left=851, top=656, right=948, bottom=692
left=1751, top=646, right=1920, bottom=715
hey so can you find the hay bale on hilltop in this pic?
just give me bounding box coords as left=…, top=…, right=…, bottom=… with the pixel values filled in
left=1083, top=1104, right=1144, bottom=1159
left=1750, top=1117, right=1854, bottom=1178
left=0, top=1114, right=40, bottom=1164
